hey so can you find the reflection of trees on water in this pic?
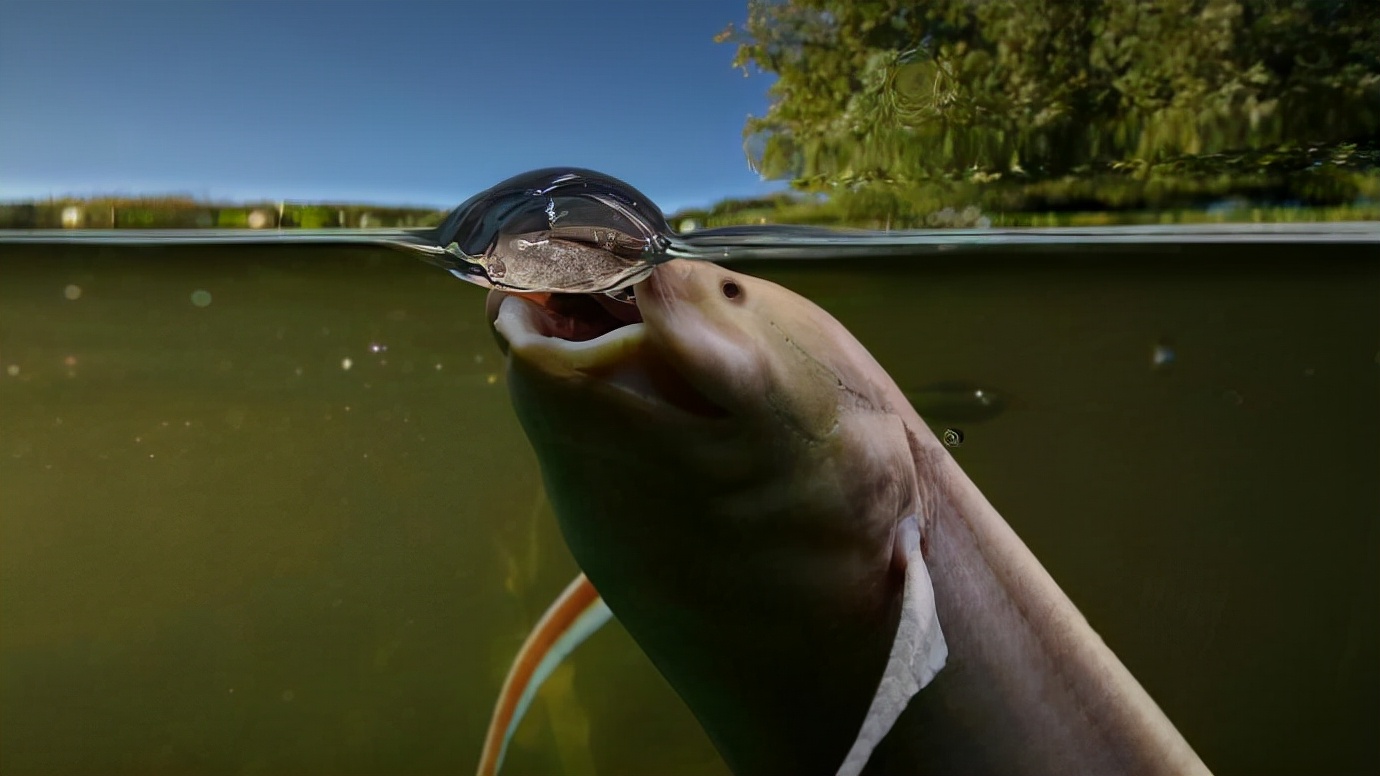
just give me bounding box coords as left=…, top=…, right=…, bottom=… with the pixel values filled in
left=715, top=0, right=1380, bottom=222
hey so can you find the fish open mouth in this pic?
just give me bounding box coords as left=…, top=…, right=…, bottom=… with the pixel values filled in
left=491, top=288, right=728, bottom=419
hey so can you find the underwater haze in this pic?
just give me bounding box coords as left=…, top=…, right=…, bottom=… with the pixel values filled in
left=1, top=241, right=1377, bottom=774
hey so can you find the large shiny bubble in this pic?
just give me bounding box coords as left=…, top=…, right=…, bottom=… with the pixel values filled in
left=430, top=168, right=673, bottom=295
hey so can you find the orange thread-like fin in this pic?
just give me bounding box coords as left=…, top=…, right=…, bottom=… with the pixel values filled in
left=477, top=572, right=611, bottom=776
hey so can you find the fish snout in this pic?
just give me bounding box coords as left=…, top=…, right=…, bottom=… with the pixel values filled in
left=642, top=259, right=693, bottom=307
left=641, top=259, right=729, bottom=318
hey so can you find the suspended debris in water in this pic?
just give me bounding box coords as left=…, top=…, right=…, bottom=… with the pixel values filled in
left=1152, top=340, right=1177, bottom=371
left=905, top=381, right=1012, bottom=424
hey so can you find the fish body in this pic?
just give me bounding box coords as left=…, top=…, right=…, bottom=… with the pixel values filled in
left=486, top=260, right=1209, bottom=775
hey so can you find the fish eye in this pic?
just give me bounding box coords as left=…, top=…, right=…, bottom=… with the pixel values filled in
left=721, top=280, right=741, bottom=300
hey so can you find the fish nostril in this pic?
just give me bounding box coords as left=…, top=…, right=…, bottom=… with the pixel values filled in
left=721, top=280, right=741, bottom=300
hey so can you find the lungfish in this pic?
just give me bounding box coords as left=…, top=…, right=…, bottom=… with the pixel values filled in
left=478, top=260, right=1210, bottom=775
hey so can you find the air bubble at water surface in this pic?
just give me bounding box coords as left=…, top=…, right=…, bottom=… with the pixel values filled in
left=426, top=168, right=674, bottom=296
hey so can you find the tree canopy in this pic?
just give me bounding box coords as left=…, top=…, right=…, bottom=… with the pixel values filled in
left=718, top=0, right=1380, bottom=192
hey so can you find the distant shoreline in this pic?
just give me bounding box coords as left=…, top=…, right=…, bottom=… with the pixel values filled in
left=3, top=190, right=1377, bottom=233
left=0, top=197, right=446, bottom=231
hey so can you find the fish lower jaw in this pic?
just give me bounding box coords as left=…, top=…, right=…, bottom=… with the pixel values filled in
left=494, top=293, right=647, bottom=374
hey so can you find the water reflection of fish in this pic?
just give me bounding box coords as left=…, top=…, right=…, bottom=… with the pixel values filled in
left=903, top=380, right=1013, bottom=424
left=480, top=261, right=1210, bottom=776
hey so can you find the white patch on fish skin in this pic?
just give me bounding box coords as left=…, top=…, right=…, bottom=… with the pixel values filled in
left=837, top=515, right=946, bottom=776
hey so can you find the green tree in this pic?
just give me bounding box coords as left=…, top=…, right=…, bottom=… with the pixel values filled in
left=720, top=0, right=1380, bottom=189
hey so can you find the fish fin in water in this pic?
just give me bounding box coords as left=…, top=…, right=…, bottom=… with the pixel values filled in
left=477, top=572, right=613, bottom=776
left=836, top=515, right=948, bottom=776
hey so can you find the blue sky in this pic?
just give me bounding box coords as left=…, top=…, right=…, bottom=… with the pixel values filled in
left=0, top=0, right=783, bottom=214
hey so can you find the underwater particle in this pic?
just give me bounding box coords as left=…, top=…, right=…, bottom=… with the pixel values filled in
left=5, top=364, right=18, bottom=377
left=281, top=690, right=295, bottom=702
left=369, top=342, right=387, bottom=354
left=1151, top=342, right=1176, bottom=370
left=341, top=357, right=353, bottom=371
left=63, top=284, right=82, bottom=300
left=486, top=374, right=498, bottom=385
left=191, top=289, right=213, bottom=308
left=905, top=382, right=1010, bottom=424
left=942, top=428, right=964, bottom=447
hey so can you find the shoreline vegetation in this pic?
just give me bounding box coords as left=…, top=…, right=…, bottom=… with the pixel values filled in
left=3, top=155, right=1376, bottom=236
left=669, top=141, right=1380, bottom=229
left=0, top=197, right=447, bottom=231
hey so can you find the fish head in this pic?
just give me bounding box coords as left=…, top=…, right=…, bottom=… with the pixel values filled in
left=488, top=258, right=921, bottom=503
left=632, top=257, right=848, bottom=443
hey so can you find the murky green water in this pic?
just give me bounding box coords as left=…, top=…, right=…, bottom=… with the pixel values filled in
left=1, top=242, right=1376, bottom=775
